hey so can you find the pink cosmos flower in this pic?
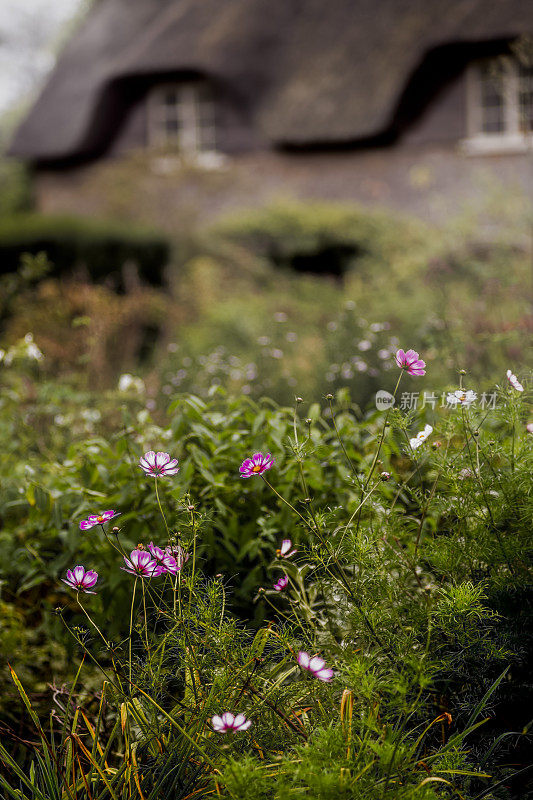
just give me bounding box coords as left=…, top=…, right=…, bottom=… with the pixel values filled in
left=147, top=542, right=185, bottom=574
left=506, top=370, right=524, bottom=392
left=395, top=349, right=426, bottom=376
left=62, top=565, right=98, bottom=594
left=211, top=713, right=251, bottom=733
left=79, top=510, right=120, bottom=531
left=239, top=453, right=274, bottom=478
left=297, top=651, right=334, bottom=682
left=139, top=451, right=179, bottom=477
left=277, top=539, right=296, bottom=558
left=273, top=574, right=288, bottom=592
left=121, top=549, right=164, bottom=578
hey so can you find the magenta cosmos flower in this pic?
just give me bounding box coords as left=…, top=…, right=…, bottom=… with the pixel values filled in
left=139, top=451, right=179, bottom=477
left=297, top=651, right=334, bottom=682
left=277, top=539, right=296, bottom=558
left=165, top=544, right=189, bottom=569
left=121, top=549, right=164, bottom=578
left=273, top=574, right=288, bottom=592
left=395, top=349, right=426, bottom=376
left=62, top=565, right=98, bottom=594
left=211, top=713, right=251, bottom=733
left=239, top=452, right=274, bottom=478
left=79, top=510, right=120, bottom=531
left=147, top=542, right=186, bottom=574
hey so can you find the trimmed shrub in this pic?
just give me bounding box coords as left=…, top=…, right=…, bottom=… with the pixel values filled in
left=0, top=214, right=171, bottom=286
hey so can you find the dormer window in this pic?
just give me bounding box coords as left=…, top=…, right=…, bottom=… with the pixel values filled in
left=148, top=81, right=216, bottom=154
left=464, top=56, right=533, bottom=153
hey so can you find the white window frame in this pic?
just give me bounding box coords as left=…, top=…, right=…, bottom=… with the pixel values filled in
left=462, top=56, right=533, bottom=155
left=147, top=81, right=217, bottom=155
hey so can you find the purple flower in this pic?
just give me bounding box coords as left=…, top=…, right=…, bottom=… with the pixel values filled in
left=165, top=544, right=189, bottom=569
left=239, top=453, right=274, bottom=478
left=297, top=651, right=334, bottom=682
left=79, top=510, right=120, bottom=531
left=62, top=565, right=98, bottom=594
left=273, top=574, right=288, bottom=592
left=395, top=349, right=426, bottom=377
left=139, top=451, right=179, bottom=477
left=121, top=549, right=164, bottom=578
left=147, top=542, right=185, bottom=574
left=277, top=539, right=296, bottom=558
left=211, top=713, right=251, bottom=733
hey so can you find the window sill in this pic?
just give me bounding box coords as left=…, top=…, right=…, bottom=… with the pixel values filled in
left=461, top=135, right=533, bottom=156
left=150, top=152, right=228, bottom=175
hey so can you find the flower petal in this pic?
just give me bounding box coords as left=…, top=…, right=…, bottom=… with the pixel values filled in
left=309, top=656, right=325, bottom=673
left=73, top=566, right=85, bottom=583
left=297, top=651, right=310, bottom=669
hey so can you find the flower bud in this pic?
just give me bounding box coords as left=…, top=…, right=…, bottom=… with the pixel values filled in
left=380, top=471, right=391, bottom=481
left=325, top=393, right=334, bottom=400
left=296, top=397, right=303, bottom=404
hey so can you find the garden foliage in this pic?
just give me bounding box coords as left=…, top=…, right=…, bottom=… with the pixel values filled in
left=0, top=337, right=532, bottom=799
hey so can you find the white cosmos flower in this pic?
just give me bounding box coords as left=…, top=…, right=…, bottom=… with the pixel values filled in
left=506, top=370, right=524, bottom=392
left=409, top=424, right=433, bottom=450
left=447, top=389, right=477, bottom=408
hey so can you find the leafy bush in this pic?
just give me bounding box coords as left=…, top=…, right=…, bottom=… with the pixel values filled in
left=0, top=213, right=170, bottom=286
left=210, top=200, right=425, bottom=277
left=0, top=335, right=532, bottom=798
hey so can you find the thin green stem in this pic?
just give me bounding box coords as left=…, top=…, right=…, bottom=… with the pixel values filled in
left=76, top=594, right=109, bottom=648
left=154, top=477, right=170, bottom=537
left=129, top=578, right=138, bottom=684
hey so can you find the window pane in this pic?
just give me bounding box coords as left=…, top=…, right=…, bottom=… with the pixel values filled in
left=150, top=82, right=217, bottom=152
left=479, top=62, right=505, bottom=133
left=518, top=64, right=533, bottom=133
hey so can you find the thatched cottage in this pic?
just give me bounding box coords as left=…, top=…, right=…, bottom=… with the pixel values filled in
left=8, top=0, right=533, bottom=225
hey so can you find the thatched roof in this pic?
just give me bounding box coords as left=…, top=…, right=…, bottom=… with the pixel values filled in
left=9, top=0, right=533, bottom=163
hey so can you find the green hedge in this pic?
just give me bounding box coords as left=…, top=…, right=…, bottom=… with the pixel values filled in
left=210, top=201, right=424, bottom=277
left=0, top=214, right=171, bottom=285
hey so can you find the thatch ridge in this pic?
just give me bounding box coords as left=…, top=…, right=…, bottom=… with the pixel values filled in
left=8, top=0, right=533, bottom=162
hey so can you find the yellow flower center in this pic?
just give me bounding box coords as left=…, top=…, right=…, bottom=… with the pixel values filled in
left=97, top=516, right=104, bottom=523
left=252, top=464, right=262, bottom=473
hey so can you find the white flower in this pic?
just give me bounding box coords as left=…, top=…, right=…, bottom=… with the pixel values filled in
left=506, top=370, right=524, bottom=392
left=118, top=373, right=145, bottom=393
left=447, top=389, right=477, bottom=408
left=409, top=424, right=433, bottom=450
